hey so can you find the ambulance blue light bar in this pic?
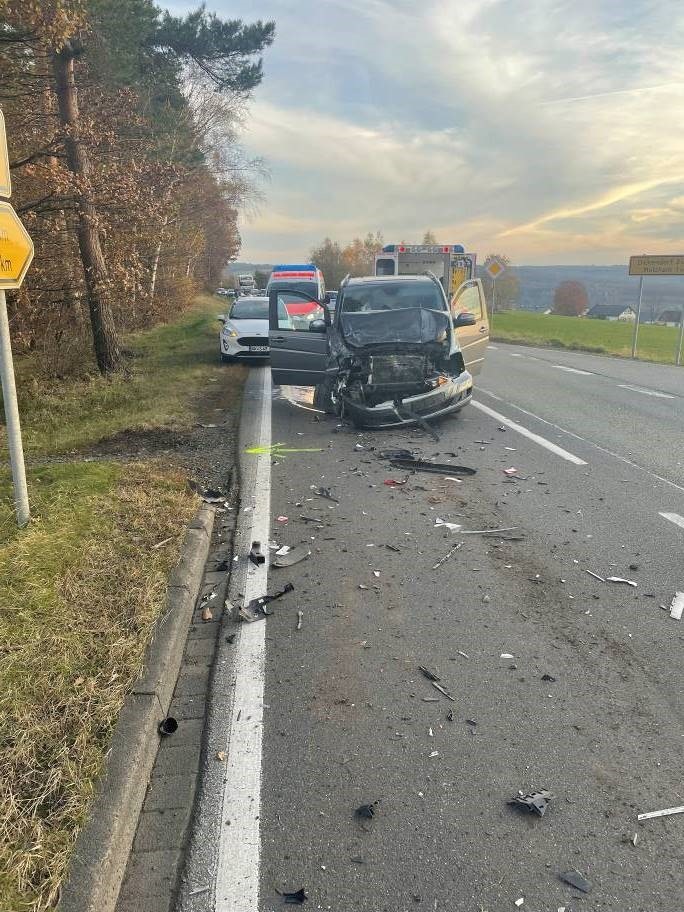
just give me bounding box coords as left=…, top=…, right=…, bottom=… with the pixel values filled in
left=381, top=244, right=465, bottom=254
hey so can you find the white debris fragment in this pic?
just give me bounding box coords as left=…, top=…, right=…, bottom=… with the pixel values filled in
left=638, top=805, right=684, bottom=821
left=500, top=653, right=514, bottom=659
left=434, top=518, right=462, bottom=532
left=669, top=591, right=684, bottom=621
left=515, top=899, right=524, bottom=908
left=606, top=576, right=637, bottom=587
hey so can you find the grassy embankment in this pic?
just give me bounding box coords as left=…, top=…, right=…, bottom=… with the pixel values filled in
left=0, top=297, right=243, bottom=912
left=491, top=311, right=682, bottom=364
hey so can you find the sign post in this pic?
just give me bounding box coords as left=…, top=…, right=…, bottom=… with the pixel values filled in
left=676, top=309, right=684, bottom=367
left=629, top=255, right=684, bottom=364
left=485, top=257, right=507, bottom=328
left=0, top=112, right=34, bottom=527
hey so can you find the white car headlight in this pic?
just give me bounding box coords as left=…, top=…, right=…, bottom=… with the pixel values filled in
left=223, top=325, right=238, bottom=338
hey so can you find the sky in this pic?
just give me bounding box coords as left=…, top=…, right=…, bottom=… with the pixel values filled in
left=164, top=0, right=684, bottom=265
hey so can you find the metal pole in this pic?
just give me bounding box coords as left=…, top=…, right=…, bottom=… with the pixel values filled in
left=0, top=289, right=29, bottom=526
left=676, top=307, right=684, bottom=367
left=631, top=275, right=644, bottom=359
left=491, top=277, right=497, bottom=330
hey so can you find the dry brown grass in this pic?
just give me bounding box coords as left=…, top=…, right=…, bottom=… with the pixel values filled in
left=0, top=461, right=196, bottom=911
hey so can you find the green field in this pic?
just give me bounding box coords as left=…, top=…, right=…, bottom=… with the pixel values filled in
left=491, top=311, right=683, bottom=365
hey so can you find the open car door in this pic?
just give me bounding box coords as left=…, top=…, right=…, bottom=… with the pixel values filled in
left=268, top=289, right=330, bottom=387
left=450, top=279, right=489, bottom=375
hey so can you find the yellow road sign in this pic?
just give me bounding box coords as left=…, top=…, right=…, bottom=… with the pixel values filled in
left=629, top=255, right=684, bottom=276
left=0, top=111, right=10, bottom=198
left=485, top=257, right=506, bottom=279
left=0, top=202, right=34, bottom=289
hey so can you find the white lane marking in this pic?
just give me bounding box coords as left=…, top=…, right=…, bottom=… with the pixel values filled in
left=487, top=344, right=498, bottom=350
left=478, top=387, right=684, bottom=495
left=471, top=400, right=587, bottom=465
left=618, top=384, right=675, bottom=399
left=660, top=512, right=684, bottom=530
left=553, top=364, right=593, bottom=376
left=216, top=369, right=271, bottom=912
left=509, top=352, right=523, bottom=357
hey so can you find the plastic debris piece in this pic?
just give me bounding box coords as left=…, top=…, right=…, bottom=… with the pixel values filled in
left=390, top=457, right=476, bottom=476
left=158, top=717, right=178, bottom=737
left=419, top=665, right=440, bottom=682
left=384, top=478, right=408, bottom=487
left=432, top=542, right=463, bottom=569
left=379, top=448, right=413, bottom=460
left=188, top=480, right=228, bottom=503
left=432, top=681, right=455, bottom=701
left=296, top=610, right=303, bottom=630
left=273, top=544, right=311, bottom=568
left=458, top=650, right=470, bottom=659
left=559, top=870, right=591, bottom=893
left=585, top=569, right=606, bottom=582
left=606, top=576, right=637, bottom=587
left=446, top=709, right=454, bottom=721
left=434, top=518, right=462, bottom=532
left=282, top=887, right=307, bottom=904
left=429, top=751, right=439, bottom=758
left=355, top=801, right=379, bottom=820
left=515, top=899, right=524, bottom=908
left=460, top=526, right=518, bottom=535
left=313, top=486, right=339, bottom=502
left=503, top=467, right=519, bottom=476
left=239, top=582, right=295, bottom=622
left=669, top=591, right=684, bottom=621
left=500, top=653, right=514, bottom=659
left=201, top=606, right=213, bottom=622
left=276, top=515, right=289, bottom=523
left=637, top=805, right=684, bottom=821
left=508, top=789, right=554, bottom=817
left=249, top=541, right=266, bottom=566
left=216, top=751, right=226, bottom=761
left=541, top=674, right=557, bottom=682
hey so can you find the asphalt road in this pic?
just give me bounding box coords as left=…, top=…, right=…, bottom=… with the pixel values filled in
left=179, top=346, right=684, bottom=912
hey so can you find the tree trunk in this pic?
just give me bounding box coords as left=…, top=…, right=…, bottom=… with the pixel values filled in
left=52, top=44, right=120, bottom=373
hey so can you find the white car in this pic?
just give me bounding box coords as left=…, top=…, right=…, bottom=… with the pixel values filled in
left=220, top=295, right=293, bottom=363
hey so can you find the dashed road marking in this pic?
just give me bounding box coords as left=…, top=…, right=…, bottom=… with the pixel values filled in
left=553, top=365, right=593, bottom=376
left=660, top=512, right=684, bottom=530
left=618, top=384, right=675, bottom=399
left=471, top=400, right=588, bottom=465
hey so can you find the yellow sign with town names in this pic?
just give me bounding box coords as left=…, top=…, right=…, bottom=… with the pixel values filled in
left=629, top=255, right=684, bottom=276
left=0, top=201, right=34, bottom=289
left=0, top=110, right=10, bottom=199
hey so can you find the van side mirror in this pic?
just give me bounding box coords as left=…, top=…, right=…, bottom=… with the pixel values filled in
left=454, top=311, right=476, bottom=327
left=309, top=319, right=327, bottom=333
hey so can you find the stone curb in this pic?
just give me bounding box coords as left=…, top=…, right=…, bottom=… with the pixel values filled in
left=58, top=504, right=215, bottom=912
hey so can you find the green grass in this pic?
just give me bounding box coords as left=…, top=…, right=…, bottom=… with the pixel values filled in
left=0, top=295, right=244, bottom=912
left=491, top=311, right=683, bottom=364
left=7, top=296, right=236, bottom=455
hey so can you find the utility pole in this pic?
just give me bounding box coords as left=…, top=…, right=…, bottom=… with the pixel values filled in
left=631, top=275, right=644, bottom=359
left=676, top=307, right=684, bottom=367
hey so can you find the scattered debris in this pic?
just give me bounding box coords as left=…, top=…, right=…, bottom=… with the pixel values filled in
left=458, top=650, right=470, bottom=659
left=503, top=467, right=519, bottom=476
left=384, top=478, right=408, bottom=487
left=354, top=443, right=365, bottom=451
left=607, top=576, right=637, bottom=587
left=201, top=606, right=213, bottom=622
left=585, top=569, right=606, bottom=583
left=637, top=805, right=684, bottom=821
left=379, top=448, right=413, bottom=460
left=249, top=541, right=266, bottom=566
left=541, top=674, right=557, bottom=682
left=515, top=899, right=524, bottom=908
left=189, top=885, right=210, bottom=897
left=629, top=563, right=639, bottom=571
left=434, top=517, right=462, bottom=533
left=500, top=653, right=514, bottom=659
left=389, top=457, right=476, bottom=476
left=225, top=633, right=236, bottom=644
left=465, top=718, right=477, bottom=726
left=669, top=591, right=684, bottom=621
left=313, top=486, right=339, bottom=502
left=422, top=697, right=440, bottom=702
left=158, top=717, right=178, bottom=737
left=497, top=425, right=506, bottom=432
left=355, top=801, right=379, bottom=820
left=373, top=570, right=381, bottom=578
left=419, top=665, right=440, bottom=682
left=273, top=544, right=312, bottom=568
left=559, top=870, right=591, bottom=893
left=276, top=515, right=289, bottom=523
left=216, top=751, right=226, bottom=762
left=446, top=709, right=454, bottom=722
left=188, top=480, right=228, bottom=503
left=508, top=789, right=554, bottom=817
left=296, top=610, right=303, bottom=630
left=239, top=583, right=295, bottom=622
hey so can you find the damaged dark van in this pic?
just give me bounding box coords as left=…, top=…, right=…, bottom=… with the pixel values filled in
left=268, top=273, right=488, bottom=429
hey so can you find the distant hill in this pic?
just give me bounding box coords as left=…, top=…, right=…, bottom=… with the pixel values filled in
left=516, top=265, right=682, bottom=321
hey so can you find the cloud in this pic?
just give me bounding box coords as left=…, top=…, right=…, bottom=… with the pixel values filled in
left=165, top=0, right=684, bottom=264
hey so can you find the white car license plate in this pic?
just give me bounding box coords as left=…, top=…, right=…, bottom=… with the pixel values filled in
left=249, top=345, right=269, bottom=352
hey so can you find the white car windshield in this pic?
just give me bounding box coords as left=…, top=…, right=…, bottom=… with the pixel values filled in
left=230, top=299, right=269, bottom=319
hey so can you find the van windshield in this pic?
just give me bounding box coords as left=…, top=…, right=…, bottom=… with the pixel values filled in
left=341, top=281, right=444, bottom=314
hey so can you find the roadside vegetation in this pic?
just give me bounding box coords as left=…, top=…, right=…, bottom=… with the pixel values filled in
left=491, top=311, right=682, bottom=364
left=0, top=298, right=244, bottom=912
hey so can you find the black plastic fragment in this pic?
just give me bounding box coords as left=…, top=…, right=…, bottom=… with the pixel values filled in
left=188, top=480, right=228, bottom=502
left=419, top=665, right=440, bottom=682
left=355, top=800, right=379, bottom=820
left=541, top=674, right=557, bottom=682
left=508, top=789, right=554, bottom=817
left=240, top=583, right=295, bottom=621
left=389, top=457, right=476, bottom=476
left=379, top=448, right=414, bottom=460
left=158, top=717, right=178, bottom=737
left=313, top=486, right=339, bottom=503
left=281, top=887, right=307, bottom=904
left=249, top=541, right=266, bottom=566
left=559, top=869, right=591, bottom=893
